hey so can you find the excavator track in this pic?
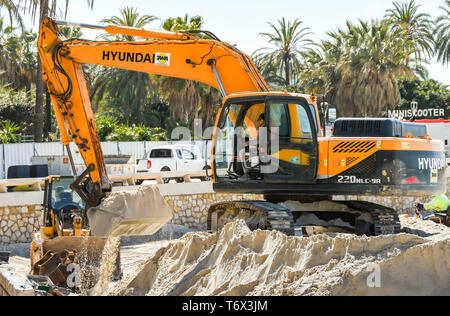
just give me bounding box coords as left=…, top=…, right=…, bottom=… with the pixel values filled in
left=372, top=210, right=401, bottom=235
left=207, top=201, right=295, bottom=236
left=339, top=201, right=401, bottom=236
left=207, top=200, right=401, bottom=237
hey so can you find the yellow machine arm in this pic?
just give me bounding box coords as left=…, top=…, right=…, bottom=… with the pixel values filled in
left=38, top=17, right=269, bottom=207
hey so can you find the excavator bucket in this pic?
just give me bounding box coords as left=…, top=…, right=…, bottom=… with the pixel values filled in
left=87, top=185, right=173, bottom=237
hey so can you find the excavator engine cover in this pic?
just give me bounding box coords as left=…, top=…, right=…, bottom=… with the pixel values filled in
left=87, top=185, right=173, bottom=237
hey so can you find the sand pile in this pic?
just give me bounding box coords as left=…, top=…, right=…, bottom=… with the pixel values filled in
left=107, top=217, right=449, bottom=296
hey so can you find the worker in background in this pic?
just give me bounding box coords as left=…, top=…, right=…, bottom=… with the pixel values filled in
left=414, top=194, right=450, bottom=226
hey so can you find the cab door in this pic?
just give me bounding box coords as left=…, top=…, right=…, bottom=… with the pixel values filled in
left=264, top=97, right=318, bottom=184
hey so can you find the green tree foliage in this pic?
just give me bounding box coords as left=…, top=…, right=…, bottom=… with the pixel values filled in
left=0, top=87, right=35, bottom=135
left=59, top=26, right=82, bottom=39
left=95, top=93, right=170, bottom=127
left=0, top=19, right=37, bottom=91
left=95, top=114, right=168, bottom=142
left=95, top=115, right=120, bottom=141
left=99, top=6, right=158, bottom=41
left=435, top=0, right=450, bottom=65
left=22, top=0, right=96, bottom=142
left=91, top=7, right=158, bottom=124
left=0, top=0, right=24, bottom=30
left=0, top=119, right=20, bottom=143
left=160, top=14, right=221, bottom=127
left=299, top=19, right=415, bottom=117
left=254, top=17, right=313, bottom=88
left=384, top=0, right=435, bottom=60
left=397, top=77, right=450, bottom=115
left=162, top=14, right=202, bottom=31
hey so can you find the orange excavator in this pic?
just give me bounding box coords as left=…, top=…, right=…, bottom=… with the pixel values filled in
left=36, top=16, right=446, bottom=254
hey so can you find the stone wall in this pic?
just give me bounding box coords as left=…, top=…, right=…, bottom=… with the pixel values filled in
left=0, top=189, right=263, bottom=245
left=0, top=205, right=42, bottom=245
left=0, top=178, right=447, bottom=245
left=334, top=195, right=432, bottom=215
left=164, top=193, right=263, bottom=230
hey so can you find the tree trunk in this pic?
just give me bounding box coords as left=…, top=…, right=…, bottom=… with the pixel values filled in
left=33, top=0, right=49, bottom=142
left=44, top=88, right=51, bottom=140
left=284, top=57, right=290, bottom=87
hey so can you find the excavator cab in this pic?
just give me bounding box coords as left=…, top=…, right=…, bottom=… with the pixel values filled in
left=212, top=94, right=320, bottom=189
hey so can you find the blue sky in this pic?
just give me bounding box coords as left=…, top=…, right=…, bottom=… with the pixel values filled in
left=6, top=0, right=450, bottom=84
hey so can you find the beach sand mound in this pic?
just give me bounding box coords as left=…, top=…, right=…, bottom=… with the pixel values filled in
left=108, top=218, right=449, bottom=296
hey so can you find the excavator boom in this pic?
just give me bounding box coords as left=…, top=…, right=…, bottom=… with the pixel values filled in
left=38, top=17, right=269, bottom=210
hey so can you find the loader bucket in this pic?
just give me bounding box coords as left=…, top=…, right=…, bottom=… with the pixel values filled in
left=40, top=237, right=112, bottom=263
left=87, top=185, right=173, bottom=237
left=31, top=236, right=121, bottom=288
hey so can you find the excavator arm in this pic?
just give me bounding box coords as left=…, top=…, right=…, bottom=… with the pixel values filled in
left=38, top=17, right=269, bottom=208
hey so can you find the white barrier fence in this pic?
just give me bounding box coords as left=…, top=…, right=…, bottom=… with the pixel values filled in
left=0, top=171, right=209, bottom=194
left=0, top=141, right=211, bottom=179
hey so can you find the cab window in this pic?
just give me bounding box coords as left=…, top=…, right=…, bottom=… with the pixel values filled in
left=270, top=104, right=290, bottom=137
left=297, top=104, right=312, bottom=135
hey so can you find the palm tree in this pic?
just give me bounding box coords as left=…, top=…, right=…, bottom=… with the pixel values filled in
left=384, top=0, right=435, bottom=60
left=162, top=14, right=202, bottom=31
left=252, top=53, right=286, bottom=88
left=161, top=14, right=221, bottom=127
left=0, top=0, right=24, bottom=30
left=254, top=18, right=313, bottom=87
left=99, top=7, right=158, bottom=41
left=299, top=20, right=415, bottom=117
left=59, top=25, right=82, bottom=39
left=23, top=0, right=95, bottom=141
left=91, top=7, right=157, bottom=123
left=0, top=18, right=18, bottom=87
left=0, top=19, right=37, bottom=91
left=435, top=0, right=450, bottom=65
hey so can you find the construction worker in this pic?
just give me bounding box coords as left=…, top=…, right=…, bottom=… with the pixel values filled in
left=257, top=113, right=266, bottom=129
left=257, top=112, right=278, bottom=137
left=414, top=194, right=450, bottom=226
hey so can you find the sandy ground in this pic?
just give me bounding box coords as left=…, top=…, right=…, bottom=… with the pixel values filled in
left=3, top=217, right=449, bottom=296
left=107, top=216, right=449, bottom=296
left=119, top=224, right=195, bottom=278
left=2, top=224, right=195, bottom=286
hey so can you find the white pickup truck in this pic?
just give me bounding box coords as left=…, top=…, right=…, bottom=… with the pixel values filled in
left=136, top=145, right=211, bottom=183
